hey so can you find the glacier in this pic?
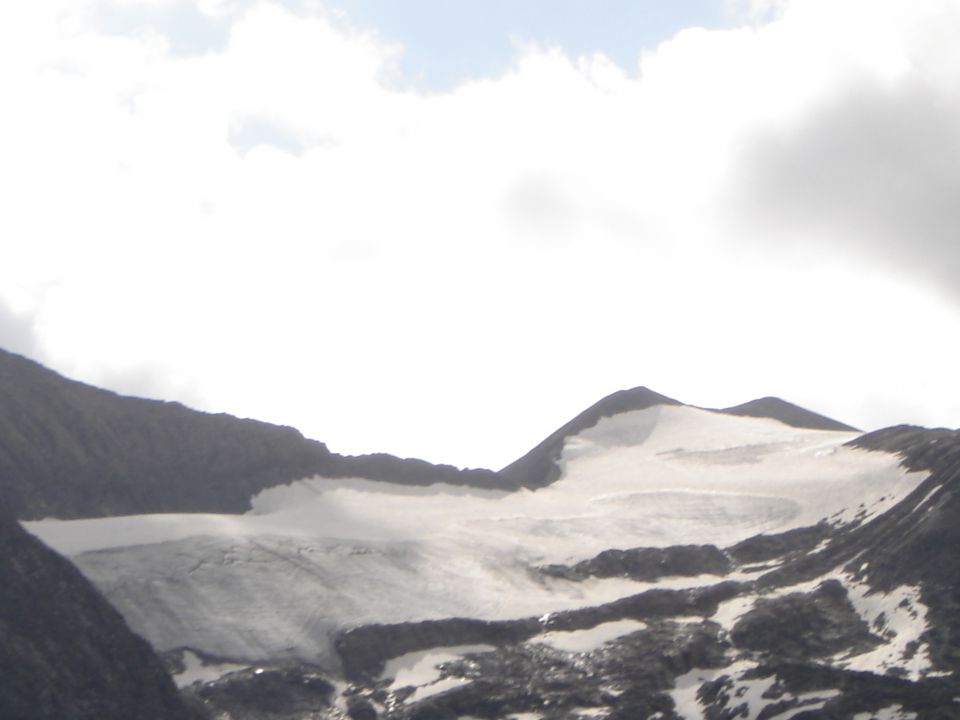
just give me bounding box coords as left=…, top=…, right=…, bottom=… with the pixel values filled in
left=25, top=405, right=925, bottom=674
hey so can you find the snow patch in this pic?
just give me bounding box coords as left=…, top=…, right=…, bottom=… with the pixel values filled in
left=382, top=645, right=493, bottom=691
left=764, top=689, right=841, bottom=719
left=669, top=666, right=716, bottom=720
left=172, top=650, right=248, bottom=688
left=713, top=568, right=940, bottom=680
left=532, top=619, right=646, bottom=653
left=407, top=676, right=472, bottom=703
left=852, top=705, right=917, bottom=720
left=712, top=594, right=757, bottom=631
left=570, top=708, right=608, bottom=718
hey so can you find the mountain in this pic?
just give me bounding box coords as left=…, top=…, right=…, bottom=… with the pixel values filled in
left=0, top=348, right=502, bottom=520
left=0, top=510, right=204, bottom=720
left=4, top=350, right=960, bottom=718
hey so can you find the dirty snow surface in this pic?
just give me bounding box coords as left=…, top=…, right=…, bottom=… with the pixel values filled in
left=26, top=406, right=922, bottom=672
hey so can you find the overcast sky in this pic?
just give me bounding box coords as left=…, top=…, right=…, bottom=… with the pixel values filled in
left=2, top=0, right=959, bottom=470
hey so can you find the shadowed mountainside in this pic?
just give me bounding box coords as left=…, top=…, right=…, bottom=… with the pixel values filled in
left=0, top=511, right=205, bottom=720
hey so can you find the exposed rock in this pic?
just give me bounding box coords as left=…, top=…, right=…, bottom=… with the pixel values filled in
left=726, top=523, right=832, bottom=565
left=346, top=695, right=379, bottom=720
left=377, top=620, right=728, bottom=720
left=336, top=583, right=744, bottom=682
left=0, top=512, right=204, bottom=720
left=542, top=544, right=731, bottom=582
left=730, top=580, right=880, bottom=659
left=336, top=617, right=542, bottom=681
left=188, top=666, right=334, bottom=720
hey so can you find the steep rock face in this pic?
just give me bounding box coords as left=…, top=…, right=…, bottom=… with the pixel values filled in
left=0, top=513, right=203, bottom=720
left=0, top=349, right=501, bottom=519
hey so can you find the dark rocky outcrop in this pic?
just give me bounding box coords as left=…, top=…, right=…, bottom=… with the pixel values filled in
left=542, top=544, right=731, bottom=582
left=336, top=617, right=543, bottom=681
left=187, top=666, right=334, bottom=720
left=0, top=513, right=204, bottom=720
left=0, top=348, right=503, bottom=520
left=726, top=523, right=832, bottom=565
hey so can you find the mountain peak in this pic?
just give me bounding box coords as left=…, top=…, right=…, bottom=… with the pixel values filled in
left=498, top=386, right=681, bottom=486
left=717, top=396, right=858, bottom=432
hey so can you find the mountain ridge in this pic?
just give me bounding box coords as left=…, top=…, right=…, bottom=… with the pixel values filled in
left=717, top=395, right=859, bottom=432
left=0, top=349, right=860, bottom=520
left=0, top=348, right=503, bottom=520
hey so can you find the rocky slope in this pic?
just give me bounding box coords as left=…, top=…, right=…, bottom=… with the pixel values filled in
left=0, top=511, right=204, bottom=720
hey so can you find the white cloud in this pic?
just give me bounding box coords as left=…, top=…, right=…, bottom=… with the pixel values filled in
left=1, top=0, right=959, bottom=469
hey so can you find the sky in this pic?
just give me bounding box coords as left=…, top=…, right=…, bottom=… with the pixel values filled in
left=2, top=0, right=959, bottom=470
